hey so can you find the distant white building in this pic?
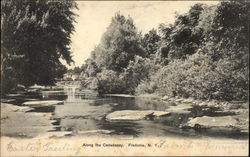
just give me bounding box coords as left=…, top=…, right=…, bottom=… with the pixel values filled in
left=63, top=73, right=80, bottom=80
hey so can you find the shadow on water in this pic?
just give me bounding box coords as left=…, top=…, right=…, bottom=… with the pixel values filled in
left=27, top=106, right=56, bottom=113
left=96, top=118, right=142, bottom=137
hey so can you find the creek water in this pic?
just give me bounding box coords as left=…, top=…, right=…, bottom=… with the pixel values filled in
left=1, top=83, right=247, bottom=139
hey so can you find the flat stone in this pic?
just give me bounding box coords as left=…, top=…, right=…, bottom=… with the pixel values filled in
left=151, top=111, right=170, bottom=116
left=104, top=94, right=136, bottom=98
left=168, top=98, right=175, bottom=101
left=6, top=93, right=23, bottom=97
left=35, top=131, right=72, bottom=139
left=106, top=110, right=152, bottom=120
left=186, top=116, right=238, bottom=129
left=106, top=110, right=170, bottom=121
left=166, top=103, right=193, bottom=114
left=198, top=102, right=207, bottom=107
left=182, top=98, right=195, bottom=103
left=29, top=84, right=46, bottom=89
left=1, top=109, right=53, bottom=137
left=22, top=100, right=63, bottom=107
left=42, top=90, right=64, bottom=93
left=1, top=103, right=32, bottom=115
left=1, top=99, right=16, bottom=103
left=77, top=130, right=113, bottom=134
left=161, top=95, right=169, bottom=101
left=175, top=98, right=184, bottom=102
left=17, top=84, right=25, bottom=88
left=137, top=94, right=160, bottom=99
left=26, top=89, right=40, bottom=93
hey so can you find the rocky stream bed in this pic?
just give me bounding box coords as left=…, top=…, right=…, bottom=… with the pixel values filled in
left=1, top=83, right=249, bottom=139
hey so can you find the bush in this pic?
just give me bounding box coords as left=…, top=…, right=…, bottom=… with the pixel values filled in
left=120, top=56, right=160, bottom=94
left=153, top=52, right=248, bottom=101
left=135, top=79, right=157, bottom=95
left=1, top=67, right=18, bottom=95
left=96, top=69, right=126, bottom=94
left=82, top=77, right=99, bottom=90
left=84, top=56, right=160, bottom=95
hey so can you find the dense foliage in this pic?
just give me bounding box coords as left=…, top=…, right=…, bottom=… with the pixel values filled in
left=1, top=0, right=77, bottom=93
left=81, top=1, right=249, bottom=101
left=91, top=13, right=145, bottom=72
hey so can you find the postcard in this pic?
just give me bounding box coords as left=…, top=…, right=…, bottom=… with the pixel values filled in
left=1, top=0, right=248, bottom=156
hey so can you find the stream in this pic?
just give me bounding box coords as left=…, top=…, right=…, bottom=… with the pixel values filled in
left=1, top=83, right=248, bottom=139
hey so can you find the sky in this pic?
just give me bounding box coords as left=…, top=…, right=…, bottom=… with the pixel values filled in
left=67, top=1, right=218, bottom=68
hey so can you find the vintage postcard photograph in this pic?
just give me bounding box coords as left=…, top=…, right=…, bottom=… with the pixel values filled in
left=1, top=0, right=249, bottom=156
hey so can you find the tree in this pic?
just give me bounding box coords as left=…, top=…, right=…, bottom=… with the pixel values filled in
left=158, top=4, right=206, bottom=60
left=198, top=1, right=248, bottom=61
left=120, top=56, right=159, bottom=94
left=96, top=69, right=126, bottom=94
left=92, top=13, right=145, bottom=72
left=1, top=0, right=77, bottom=92
left=141, top=29, right=161, bottom=58
left=84, top=58, right=100, bottom=77
left=81, top=13, right=148, bottom=94
left=152, top=1, right=249, bottom=101
left=197, top=1, right=249, bottom=100
left=68, top=66, right=82, bottom=74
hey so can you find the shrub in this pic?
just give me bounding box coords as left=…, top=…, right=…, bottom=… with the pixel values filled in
left=96, top=69, right=126, bottom=94
left=153, top=52, right=248, bottom=101
left=120, top=56, right=160, bottom=94
left=135, top=79, right=157, bottom=95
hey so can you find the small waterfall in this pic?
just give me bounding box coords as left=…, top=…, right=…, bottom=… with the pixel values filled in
left=64, top=85, right=78, bottom=103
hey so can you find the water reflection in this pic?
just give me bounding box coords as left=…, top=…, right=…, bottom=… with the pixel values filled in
left=4, top=84, right=247, bottom=139
left=28, top=106, right=56, bottom=113
left=41, top=85, right=175, bottom=137
left=98, top=120, right=142, bottom=136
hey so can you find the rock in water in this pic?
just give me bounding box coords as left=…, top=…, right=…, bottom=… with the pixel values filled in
left=22, top=100, right=63, bottom=107
left=166, top=103, right=193, bottom=114
left=161, top=95, right=169, bottom=101
left=151, top=111, right=170, bottom=116
left=29, top=84, right=46, bottom=89
left=106, top=110, right=152, bottom=120
left=106, top=110, right=170, bottom=121
left=182, top=98, right=194, bottom=103
left=186, top=116, right=238, bottom=129
left=1, top=103, right=32, bottom=115
left=77, top=130, right=113, bottom=134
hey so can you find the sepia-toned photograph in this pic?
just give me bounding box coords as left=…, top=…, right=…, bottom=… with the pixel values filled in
left=1, top=0, right=249, bottom=156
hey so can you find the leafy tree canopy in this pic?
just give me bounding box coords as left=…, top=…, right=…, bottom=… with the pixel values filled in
left=1, top=0, right=77, bottom=91
left=90, top=13, right=145, bottom=72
